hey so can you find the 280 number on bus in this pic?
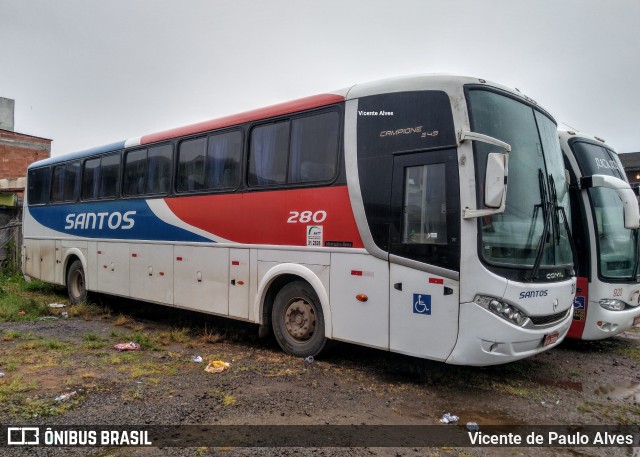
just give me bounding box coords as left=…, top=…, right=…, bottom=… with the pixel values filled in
left=287, top=210, right=327, bottom=224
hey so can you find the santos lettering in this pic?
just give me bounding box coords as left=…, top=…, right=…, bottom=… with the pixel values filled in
left=65, top=211, right=136, bottom=230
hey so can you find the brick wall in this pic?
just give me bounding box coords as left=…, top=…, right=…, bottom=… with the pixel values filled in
left=0, top=130, right=51, bottom=179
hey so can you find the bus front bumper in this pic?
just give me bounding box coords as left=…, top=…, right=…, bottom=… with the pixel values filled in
left=446, top=301, right=572, bottom=366
left=579, top=302, right=640, bottom=340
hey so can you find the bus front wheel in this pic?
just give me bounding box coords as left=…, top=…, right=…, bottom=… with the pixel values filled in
left=67, top=260, right=87, bottom=305
left=272, top=281, right=326, bottom=357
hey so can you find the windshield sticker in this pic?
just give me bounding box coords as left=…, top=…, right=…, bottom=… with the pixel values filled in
left=594, top=157, right=622, bottom=172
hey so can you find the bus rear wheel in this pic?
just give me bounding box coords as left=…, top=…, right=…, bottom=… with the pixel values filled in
left=272, top=281, right=326, bottom=357
left=67, top=260, right=87, bottom=305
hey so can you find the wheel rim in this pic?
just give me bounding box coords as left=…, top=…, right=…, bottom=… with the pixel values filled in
left=70, top=270, right=85, bottom=300
left=283, top=298, right=316, bottom=341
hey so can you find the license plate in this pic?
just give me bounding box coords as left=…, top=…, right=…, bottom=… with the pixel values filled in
left=634, top=315, right=640, bottom=326
left=543, top=332, right=559, bottom=347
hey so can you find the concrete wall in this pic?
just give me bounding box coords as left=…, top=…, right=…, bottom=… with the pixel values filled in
left=0, top=98, right=15, bottom=132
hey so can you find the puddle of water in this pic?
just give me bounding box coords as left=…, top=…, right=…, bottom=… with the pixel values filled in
left=592, top=382, right=640, bottom=402
left=537, top=378, right=640, bottom=403
left=535, top=379, right=583, bottom=392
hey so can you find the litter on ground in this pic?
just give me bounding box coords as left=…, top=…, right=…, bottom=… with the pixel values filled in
left=113, top=342, right=141, bottom=351
left=55, top=391, right=77, bottom=402
left=440, top=413, right=459, bottom=424
left=205, top=360, right=230, bottom=373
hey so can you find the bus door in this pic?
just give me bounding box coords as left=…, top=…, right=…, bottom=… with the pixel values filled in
left=389, top=149, right=460, bottom=360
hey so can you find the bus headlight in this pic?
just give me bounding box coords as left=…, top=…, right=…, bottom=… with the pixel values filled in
left=475, top=295, right=529, bottom=327
left=599, top=299, right=627, bottom=311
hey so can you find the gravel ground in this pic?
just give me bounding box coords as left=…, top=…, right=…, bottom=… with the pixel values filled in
left=1, top=297, right=639, bottom=457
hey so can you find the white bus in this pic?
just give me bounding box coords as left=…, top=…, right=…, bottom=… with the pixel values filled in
left=560, top=130, right=640, bottom=340
left=23, top=75, right=576, bottom=366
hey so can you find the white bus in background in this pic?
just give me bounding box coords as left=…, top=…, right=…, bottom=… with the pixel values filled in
left=560, top=130, right=640, bottom=340
left=23, top=75, right=576, bottom=366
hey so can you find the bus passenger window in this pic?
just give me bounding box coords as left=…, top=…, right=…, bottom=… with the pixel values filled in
left=99, top=153, right=120, bottom=198
left=146, top=144, right=172, bottom=194
left=289, top=111, right=339, bottom=183
left=402, top=164, right=447, bottom=244
left=206, top=131, right=242, bottom=189
left=249, top=122, right=290, bottom=186
left=51, top=161, right=80, bottom=203
left=27, top=167, right=51, bottom=205
left=177, top=137, right=207, bottom=192
left=123, top=149, right=147, bottom=196
left=82, top=158, right=101, bottom=200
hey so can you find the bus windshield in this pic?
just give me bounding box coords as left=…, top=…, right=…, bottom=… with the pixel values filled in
left=468, top=89, right=573, bottom=272
left=570, top=140, right=640, bottom=280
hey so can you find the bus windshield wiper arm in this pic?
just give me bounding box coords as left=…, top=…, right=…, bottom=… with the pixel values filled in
left=530, top=169, right=552, bottom=281
left=549, top=175, right=561, bottom=245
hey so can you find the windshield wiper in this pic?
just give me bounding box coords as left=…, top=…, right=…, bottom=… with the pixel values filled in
left=551, top=174, right=578, bottom=274
left=530, top=169, right=552, bottom=281
left=549, top=175, right=562, bottom=245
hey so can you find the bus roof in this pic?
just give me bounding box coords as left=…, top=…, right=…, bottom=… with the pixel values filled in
left=30, top=74, right=539, bottom=169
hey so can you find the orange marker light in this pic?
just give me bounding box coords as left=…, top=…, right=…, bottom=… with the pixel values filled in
left=356, top=294, right=368, bottom=302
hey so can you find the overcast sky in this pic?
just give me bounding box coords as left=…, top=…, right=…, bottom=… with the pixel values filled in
left=1, top=0, right=639, bottom=155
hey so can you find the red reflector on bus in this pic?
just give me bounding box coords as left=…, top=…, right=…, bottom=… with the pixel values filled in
left=232, top=261, right=240, bottom=266
left=132, top=253, right=137, bottom=257
left=97, top=250, right=102, bottom=254
left=429, top=278, right=444, bottom=284
left=176, top=257, right=183, bottom=261
left=351, top=270, right=362, bottom=276
left=159, top=272, right=164, bottom=276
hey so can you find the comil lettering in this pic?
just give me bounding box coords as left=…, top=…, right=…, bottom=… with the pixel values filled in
left=65, top=211, right=136, bottom=230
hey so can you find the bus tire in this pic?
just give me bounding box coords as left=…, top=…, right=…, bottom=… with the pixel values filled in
left=67, top=260, right=87, bottom=305
left=272, top=281, right=326, bottom=357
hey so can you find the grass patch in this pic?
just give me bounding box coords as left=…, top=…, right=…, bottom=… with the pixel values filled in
left=200, top=325, right=225, bottom=345
left=2, top=329, right=33, bottom=341
left=0, top=275, right=69, bottom=322
left=17, top=397, right=77, bottom=418
left=0, top=375, right=38, bottom=398
left=220, top=393, right=237, bottom=406
left=157, top=327, right=191, bottom=345
left=613, top=346, right=640, bottom=363
left=132, top=332, right=162, bottom=351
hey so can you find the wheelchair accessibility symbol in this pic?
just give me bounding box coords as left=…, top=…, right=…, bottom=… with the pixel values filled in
left=413, top=294, right=431, bottom=315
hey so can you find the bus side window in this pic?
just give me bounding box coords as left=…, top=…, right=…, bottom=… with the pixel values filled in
left=249, top=122, right=290, bottom=186
left=51, top=161, right=80, bottom=203
left=99, top=153, right=120, bottom=198
left=206, top=130, right=242, bottom=190
left=123, top=149, right=147, bottom=196
left=82, top=158, right=101, bottom=200
left=177, top=137, right=207, bottom=192
left=146, top=144, right=172, bottom=195
left=289, top=111, right=339, bottom=183
left=27, top=167, right=51, bottom=205
left=402, top=163, right=447, bottom=245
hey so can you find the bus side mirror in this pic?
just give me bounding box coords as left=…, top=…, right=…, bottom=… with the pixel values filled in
left=580, top=175, right=640, bottom=229
left=459, top=130, right=511, bottom=219
left=485, top=152, right=507, bottom=208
